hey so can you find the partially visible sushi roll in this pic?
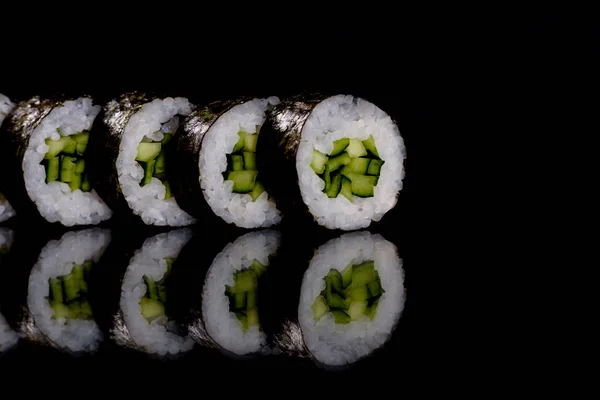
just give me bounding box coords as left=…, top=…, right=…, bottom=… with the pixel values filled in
left=0, top=228, right=18, bottom=352
left=88, top=92, right=196, bottom=227
left=0, top=95, right=112, bottom=226
left=200, top=230, right=281, bottom=356
left=171, top=97, right=282, bottom=228
left=258, top=94, right=406, bottom=230
left=114, top=229, right=194, bottom=356
left=26, top=228, right=111, bottom=354
left=297, top=231, right=405, bottom=367
left=0, top=93, right=16, bottom=223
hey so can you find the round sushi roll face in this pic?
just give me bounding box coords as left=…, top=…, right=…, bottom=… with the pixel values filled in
left=298, top=231, right=405, bottom=367
left=0, top=228, right=18, bottom=352
left=118, top=229, right=194, bottom=356
left=0, top=94, right=16, bottom=223
left=26, top=228, right=111, bottom=353
left=201, top=230, right=281, bottom=356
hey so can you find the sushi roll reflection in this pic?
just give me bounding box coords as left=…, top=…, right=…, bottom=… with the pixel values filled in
left=114, top=229, right=194, bottom=356
left=89, top=92, right=196, bottom=226
left=172, top=97, right=282, bottom=228
left=0, top=96, right=112, bottom=226
left=259, top=94, right=406, bottom=230
left=0, top=93, right=16, bottom=222
left=26, top=228, right=111, bottom=353
left=200, top=230, right=280, bottom=356
left=298, top=231, right=405, bottom=367
left=0, top=228, right=18, bottom=352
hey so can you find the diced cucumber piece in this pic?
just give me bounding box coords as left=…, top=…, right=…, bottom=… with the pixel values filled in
left=236, top=312, right=249, bottom=330
left=346, top=157, right=371, bottom=174
left=243, top=152, right=257, bottom=170
left=62, top=274, right=79, bottom=302
left=227, top=170, right=258, bottom=193
left=350, top=175, right=378, bottom=197
left=347, top=300, right=368, bottom=321
left=246, top=290, right=257, bottom=309
left=46, top=157, right=60, bottom=183
left=143, top=275, right=159, bottom=299
left=44, top=136, right=72, bottom=159
left=72, top=132, right=89, bottom=144
left=69, top=172, right=82, bottom=191
left=323, top=165, right=331, bottom=189
left=327, top=292, right=350, bottom=310
left=72, top=264, right=87, bottom=294
left=246, top=307, right=259, bottom=326
left=232, top=131, right=246, bottom=153
left=157, top=285, right=167, bottom=304
left=231, top=154, right=244, bottom=171
left=142, top=159, right=156, bottom=186
left=48, top=277, right=63, bottom=303
left=249, top=180, right=265, bottom=201
left=79, top=300, right=93, bottom=319
left=153, top=151, right=166, bottom=179
left=324, top=172, right=342, bottom=198
left=232, top=292, right=246, bottom=310
left=51, top=301, right=70, bottom=319
left=165, top=257, right=175, bottom=273
left=310, top=150, right=328, bottom=174
left=368, top=279, right=383, bottom=298
left=136, top=142, right=162, bottom=162
left=60, top=156, right=77, bottom=183
left=327, top=269, right=343, bottom=293
left=62, top=137, right=77, bottom=155
left=340, top=176, right=353, bottom=202
left=161, top=133, right=173, bottom=145
left=312, top=295, right=329, bottom=322
left=367, top=159, right=384, bottom=176
left=366, top=298, right=380, bottom=320
left=345, top=284, right=370, bottom=301
left=76, top=142, right=87, bottom=155
left=75, top=159, right=85, bottom=174
left=250, top=259, right=267, bottom=277
left=231, top=270, right=257, bottom=293
left=352, top=262, right=376, bottom=286
left=163, top=180, right=172, bottom=199
left=140, top=298, right=165, bottom=321
left=362, top=135, right=379, bottom=158
left=81, top=174, right=91, bottom=192
left=341, top=264, right=353, bottom=288
left=330, top=138, right=350, bottom=156
left=244, top=134, right=258, bottom=152
left=346, top=138, right=368, bottom=158
left=331, top=310, right=351, bottom=324
left=327, top=152, right=351, bottom=173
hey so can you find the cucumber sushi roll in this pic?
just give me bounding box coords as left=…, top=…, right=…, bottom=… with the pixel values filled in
left=88, top=92, right=196, bottom=226
left=0, top=228, right=18, bottom=352
left=200, top=230, right=280, bottom=356
left=114, top=229, right=194, bottom=356
left=26, top=228, right=111, bottom=353
left=258, top=94, right=406, bottom=230
left=171, top=97, right=282, bottom=228
left=0, top=95, right=112, bottom=226
left=0, top=94, right=16, bottom=223
left=297, top=231, right=405, bottom=367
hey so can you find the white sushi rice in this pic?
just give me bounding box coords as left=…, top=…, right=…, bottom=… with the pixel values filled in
left=199, top=97, right=282, bottom=228
left=22, top=97, right=112, bottom=226
left=120, top=229, right=194, bottom=356
left=296, top=95, right=406, bottom=230
left=0, top=93, right=16, bottom=223
left=117, top=98, right=196, bottom=226
left=202, top=230, right=281, bottom=356
left=27, top=228, right=111, bottom=353
left=0, top=228, right=18, bottom=352
left=298, top=231, right=405, bottom=367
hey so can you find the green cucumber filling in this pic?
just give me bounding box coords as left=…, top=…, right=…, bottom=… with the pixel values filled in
left=135, top=118, right=179, bottom=200
left=225, top=259, right=268, bottom=331
left=139, top=257, right=175, bottom=323
left=312, top=261, right=384, bottom=324
left=311, top=135, right=384, bottom=201
left=42, top=131, right=92, bottom=192
left=223, top=128, right=266, bottom=202
left=46, top=260, right=94, bottom=321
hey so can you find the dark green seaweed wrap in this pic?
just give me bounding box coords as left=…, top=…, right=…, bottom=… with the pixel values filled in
left=170, top=98, right=251, bottom=219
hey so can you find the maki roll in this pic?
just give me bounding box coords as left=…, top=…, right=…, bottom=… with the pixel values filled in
left=258, top=94, right=406, bottom=230
left=0, top=94, right=16, bottom=223
left=297, top=231, right=405, bottom=367
left=88, top=93, right=196, bottom=226
left=0, top=228, right=18, bottom=352
left=0, top=95, right=112, bottom=226
left=26, top=228, right=111, bottom=353
left=172, top=97, right=282, bottom=228
left=200, top=230, right=280, bottom=356
left=113, top=229, right=194, bottom=356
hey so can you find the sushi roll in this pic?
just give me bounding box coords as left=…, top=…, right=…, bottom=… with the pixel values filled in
left=0, top=228, right=18, bottom=352
left=26, top=228, right=111, bottom=353
left=0, top=95, right=112, bottom=226
left=171, top=97, right=282, bottom=228
left=0, top=94, right=16, bottom=223
left=199, top=230, right=281, bottom=356
left=297, top=231, right=405, bottom=367
left=258, top=94, right=406, bottom=230
left=88, top=92, right=196, bottom=226
left=113, top=229, right=194, bottom=356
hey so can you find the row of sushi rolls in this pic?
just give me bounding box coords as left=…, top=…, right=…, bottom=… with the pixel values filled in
left=0, top=92, right=406, bottom=368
